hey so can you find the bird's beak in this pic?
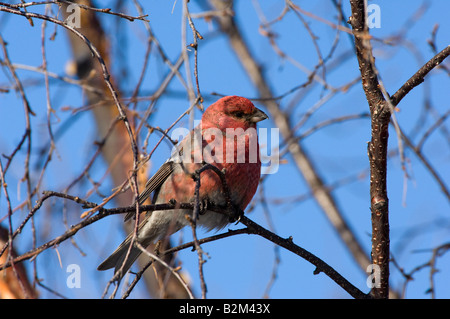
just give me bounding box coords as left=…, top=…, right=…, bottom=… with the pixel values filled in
left=249, top=107, right=269, bottom=123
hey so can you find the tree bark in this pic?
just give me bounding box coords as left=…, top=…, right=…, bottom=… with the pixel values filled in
left=349, top=0, right=390, bottom=299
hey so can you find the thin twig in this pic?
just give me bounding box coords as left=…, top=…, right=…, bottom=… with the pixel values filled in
left=390, top=45, right=450, bottom=106
left=0, top=1, right=149, bottom=22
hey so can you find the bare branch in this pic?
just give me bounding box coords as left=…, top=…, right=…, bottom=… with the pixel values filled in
left=348, top=0, right=391, bottom=299
left=391, top=45, right=450, bottom=106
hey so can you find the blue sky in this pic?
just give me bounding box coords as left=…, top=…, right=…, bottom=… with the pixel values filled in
left=0, top=0, right=449, bottom=299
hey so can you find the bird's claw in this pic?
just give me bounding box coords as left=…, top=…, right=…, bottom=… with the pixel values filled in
left=228, top=205, right=244, bottom=224
left=191, top=198, right=211, bottom=217
left=199, top=198, right=209, bottom=215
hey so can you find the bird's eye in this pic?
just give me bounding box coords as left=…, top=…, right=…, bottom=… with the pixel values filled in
left=234, top=111, right=245, bottom=118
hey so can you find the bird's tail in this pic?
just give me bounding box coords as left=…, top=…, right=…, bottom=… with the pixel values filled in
left=97, top=234, right=138, bottom=279
left=97, top=230, right=153, bottom=280
left=98, top=212, right=184, bottom=280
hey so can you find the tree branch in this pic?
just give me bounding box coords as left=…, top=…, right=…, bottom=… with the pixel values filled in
left=390, top=45, right=450, bottom=106
left=348, top=0, right=450, bottom=299
left=348, top=0, right=390, bottom=299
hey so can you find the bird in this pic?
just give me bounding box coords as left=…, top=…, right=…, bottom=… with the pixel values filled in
left=97, top=95, right=268, bottom=279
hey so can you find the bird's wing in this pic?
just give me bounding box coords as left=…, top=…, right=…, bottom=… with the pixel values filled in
left=124, top=161, right=175, bottom=222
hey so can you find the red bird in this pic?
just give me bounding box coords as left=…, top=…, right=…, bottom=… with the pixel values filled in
left=98, top=96, right=268, bottom=278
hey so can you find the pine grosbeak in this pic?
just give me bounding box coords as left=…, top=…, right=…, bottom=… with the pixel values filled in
left=98, top=96, right=268, bottom=278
